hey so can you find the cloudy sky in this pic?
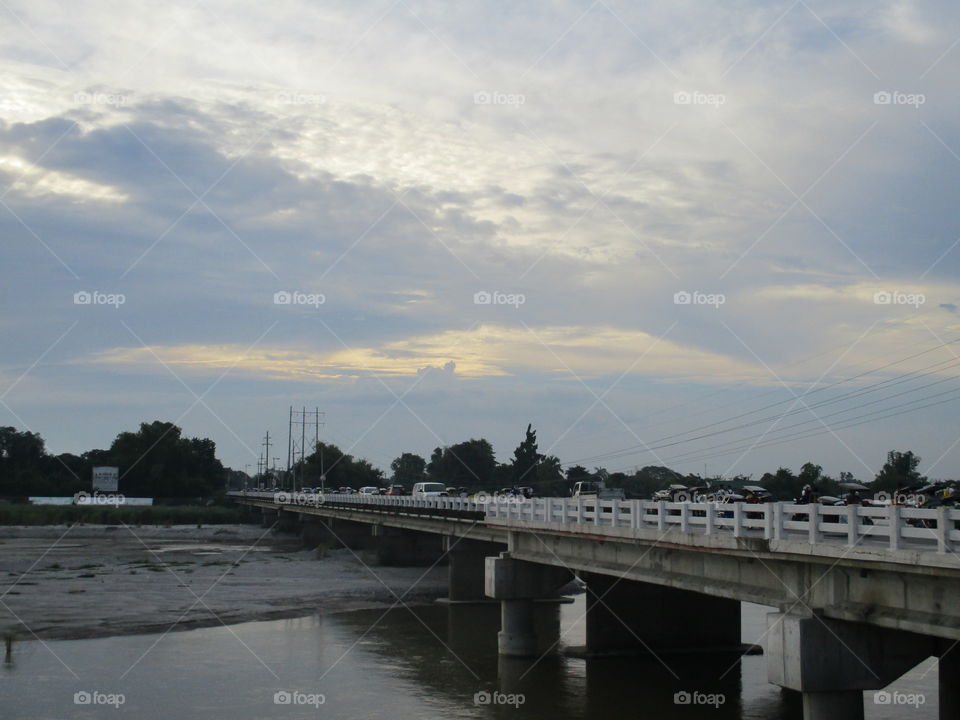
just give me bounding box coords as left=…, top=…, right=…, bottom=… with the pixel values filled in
left=2, top=0, right=959, bottom=482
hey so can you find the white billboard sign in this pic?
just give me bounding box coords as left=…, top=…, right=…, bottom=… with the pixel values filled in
left=92, top=466, right=119, bottom=493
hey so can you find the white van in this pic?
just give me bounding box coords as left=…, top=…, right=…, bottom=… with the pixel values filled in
left=358, top=486, right=379, bottom=495
left=412, top=482, right=447, bottom=498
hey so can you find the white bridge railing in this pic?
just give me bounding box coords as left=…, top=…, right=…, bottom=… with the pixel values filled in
left=485, top=498, right=960, bottom=554
left=229, top=492, right=960, bottom=554
left=231, top=490, right=489, bottom=513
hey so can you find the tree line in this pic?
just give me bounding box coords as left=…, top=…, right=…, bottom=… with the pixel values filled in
left=0, top=422, right=225, bottom=498
left=0, top=418, right=943, bottom=501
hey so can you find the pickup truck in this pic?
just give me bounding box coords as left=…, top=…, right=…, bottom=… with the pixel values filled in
left=571, top=480, right=625, bottom=500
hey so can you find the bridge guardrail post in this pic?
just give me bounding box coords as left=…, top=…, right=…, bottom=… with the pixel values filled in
left=938, top=506, right=950, bottom=553
left=657, top=500, right=666, bottom=531
left=888, top=504, right=900, bottom=551
left=808, top=504, right=820, bottom=544
left=679, top=502, right=689, bottom=533
left=733, top=502, right=742, bottom=538
left=611, top=498, right=620, bottom=527
left=632, top=500, right=642, bottom=530
left=594, top=500, right=603, bottom=527
left=577, top=499, right=585, bottom=525
left=706, top=501, right=715, bottom=535
left=847, top=505, right=857, bottom=547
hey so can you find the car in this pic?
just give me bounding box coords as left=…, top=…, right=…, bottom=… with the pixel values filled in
left=412, top=481, right=448, bottom=497
left=385, top=485, right=406, bottom=496
left=358, top=486, right=379, bottom=495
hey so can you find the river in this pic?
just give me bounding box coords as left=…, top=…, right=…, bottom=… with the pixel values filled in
left=0, top=599, right=937, bottom=718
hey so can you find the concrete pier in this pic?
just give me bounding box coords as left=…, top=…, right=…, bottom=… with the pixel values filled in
left=373, top=525, right=444, bottom=566
left=767, top=611, right=936, bottom=720
left=260, top=508, right=278, bottom=528
left=940, top=641, right=960, bottom=720
left=485, top=553, right=572, bottom=656
left=444, top=537, right=503, bottom=602
left=582, top=573, right=741, bottom=656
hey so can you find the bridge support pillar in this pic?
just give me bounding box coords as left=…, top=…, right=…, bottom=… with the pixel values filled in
left=373, top=526, right=444, bottom=566
left=940, top=642, right=960, bottom=720
left=582, top=573, right=741, bottom=655
left=802, top=691, right=863, bottom=720
left=500, top=600, right=537, bottom=656
left=299, top=516, right=334, bottom=549
left=329, top=519, right=376, bottom=550
left=444, top=538, right=503, bottom=602
left=260, top=509, right=278, bottom=528
left=276, top=509, right=299, bottom=533
left=767, top=611, right=936, bottom=720
left=485, top=553, right=572, bottom=657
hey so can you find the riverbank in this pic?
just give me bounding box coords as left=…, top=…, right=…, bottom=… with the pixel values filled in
left=0, top=504, right=247, bottom=525
left=0, top=524, right=447, bottom=641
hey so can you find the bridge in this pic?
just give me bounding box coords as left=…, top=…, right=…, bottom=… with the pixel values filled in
left=229, top=490, right=960, bottom=719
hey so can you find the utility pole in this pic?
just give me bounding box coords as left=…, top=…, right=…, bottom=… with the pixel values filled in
left=261, top=430, right=272, bottom=486
left=287, top=406, right=293, bottom=480
left=286, top=406, right=326, bottom=492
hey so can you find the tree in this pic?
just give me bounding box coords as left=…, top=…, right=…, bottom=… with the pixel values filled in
left=874, top=450, right=925, bottom=491
left=798, top=462, right=822, bottom=486
left=620, top=465, right=684, bottom=499
left=510, top=424, right=542, bottom=485
left=390, top=453, right=426, bottom=486
left=108, top=421, right=226, bottom=497
left=426, top=439, right=497, bottom=489
left=0, top=422, right=228, bottom=498
left=565, top=465, right=591, bottom=482
left=0, top=426, right=47, bottom=495
left=760, top=467, right=801, bottom=500
left=300, top=442, right=383, bottom=489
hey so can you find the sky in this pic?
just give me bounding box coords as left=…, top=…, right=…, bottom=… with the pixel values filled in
left=1, top=0, right=959, bottom=483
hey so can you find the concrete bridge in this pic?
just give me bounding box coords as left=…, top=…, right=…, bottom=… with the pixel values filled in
left=229, top=491, right=960, bottom=719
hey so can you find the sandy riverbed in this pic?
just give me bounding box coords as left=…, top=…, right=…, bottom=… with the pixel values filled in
left=0, top=524, right=447, bottom=640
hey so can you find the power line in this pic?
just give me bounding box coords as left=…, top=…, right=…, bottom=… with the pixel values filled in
left=564, top=337, right=960, bottom=468
left=644, top=389, right=960, bottom=471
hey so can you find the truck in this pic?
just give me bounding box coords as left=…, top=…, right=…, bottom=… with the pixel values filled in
left=571, top=480, right=625, bottom=500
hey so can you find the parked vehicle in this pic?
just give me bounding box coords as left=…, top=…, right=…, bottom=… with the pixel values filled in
left=412, top=482, right=448, bottom=497
left=742, top=485, right=772, bottom=503
left=572, top=480, right=625, bottom=500
left=652, top=484, right=689, bottom=502
left=358, top=486, right=379, bottom=495
left=385, top=485, right=406, bottom=496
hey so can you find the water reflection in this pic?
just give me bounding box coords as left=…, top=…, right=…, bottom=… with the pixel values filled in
left=0, top=601, right=938, bottom=719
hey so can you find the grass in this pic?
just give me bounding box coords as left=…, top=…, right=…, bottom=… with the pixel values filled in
left=0, top=504, right=248, bottom=526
